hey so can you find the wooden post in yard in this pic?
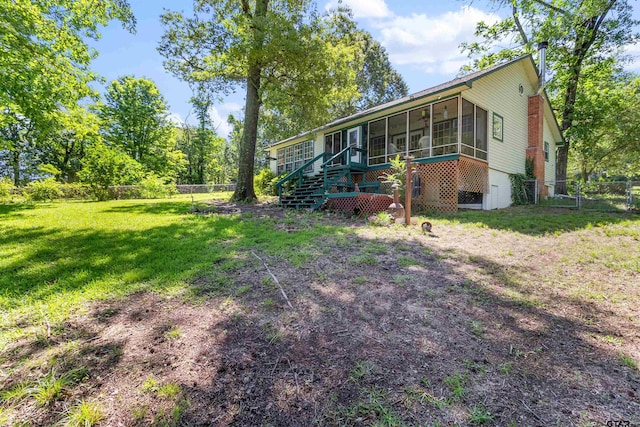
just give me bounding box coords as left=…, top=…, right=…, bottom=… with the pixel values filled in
left=404, top=156, right=414, bottom=226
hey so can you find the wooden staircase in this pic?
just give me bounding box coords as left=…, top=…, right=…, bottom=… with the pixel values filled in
left=276, top=146, right=377, bottom=211
left=279, top=169, right=343, bottom=210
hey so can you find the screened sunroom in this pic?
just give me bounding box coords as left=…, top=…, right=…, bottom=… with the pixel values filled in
left=366, top=96, right=488, bottom=165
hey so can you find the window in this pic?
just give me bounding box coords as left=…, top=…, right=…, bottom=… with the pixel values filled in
left=544, top=141, right=549, bottom=162
left=408, top=107, right=428, bottom=158
left=276, top=140, right=314, bottom=174
left=367, top=97, right=480, bottom=165
left=388, top=112, right=407, bottom=161
left=459, top=99, right=488, bottom=161
left=368, top=119, right=386, bottom=165
left=325, top=131, right=345, bottom=165
left=432, top=99, right=458, bottom=156
left=475, top=107, right=487, bottom=160
left=461, top=99, right=474, bottom=157
left=492, top=113, right=503, bottom=141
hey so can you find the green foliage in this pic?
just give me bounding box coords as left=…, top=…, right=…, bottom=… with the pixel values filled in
left=158, top=0, right=361, bottom=201
left=38, top=164, right=61, bottom=177
left=39, top=106, right=103, bottom=183
left=0, top=110, right=40, bottom=186
left=142, top=375, right=159, bottom=393
left=569, top=70, right=640, bottom=178
left=58, top=183, right=93, bottom=199
left=619, top=353, right=638, bottom=370
left=175, top=97, right=236, bottom=185
left=444, top=371, right=468, bottom=401
left=524, top=157, right=535, bottom=179
left=510, top=158, right=536, bottom=205
left=469, top=404, right=494, bottom=424
left=254, top=169, right=277, bottom=196
left=510, top=174, right=529, bottom=206
left=328, top=10, right=409, bottom=118
left=379, top=155, right=407, bottom=189
left=461, top=0, right=640, bottom=188
left=99, top=76, right=184, bottom=179
left=24, top=178, right=62, bottom=201
left=0, top=0, right=134, bottom=132
left=157, top=383, right=181, bottom=399
left=367, top=211, right=394, bottom=226
left=332, top=387, right=405, bottom=426
left=79, top=143, right=144, bottom=200
left=0, top=177, right=14, bottom=202
left=31, top=368, right=87, bottom=406
left=139, top=174, right=177, bottom=199
left=64, top=400, right=104, bottom=427
left=349, top=360, right=374, bottom=381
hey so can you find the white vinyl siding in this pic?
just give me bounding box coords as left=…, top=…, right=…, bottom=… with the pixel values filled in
left=462, top=61, right=537, bottom=175
left=543, top=121, right=557, bottom=185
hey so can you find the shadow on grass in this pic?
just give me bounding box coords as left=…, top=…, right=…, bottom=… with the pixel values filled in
left=2, top=202, right=639, bottom=425
left=427, top=205, right=635, bottom=236
left=175, top=233, right=640, bottom=426
left=0, top=203, right=36, bottom=218
left=0, top=210, right=347, bottom=315
left=100, top=200, right=197, bottom=215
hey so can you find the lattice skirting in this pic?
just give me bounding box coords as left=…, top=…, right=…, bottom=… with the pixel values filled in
left=366, top=158, right=489, bottom=212
left=326, top=193, right=393, bottom=216
left=459, top=156, right=489, bottom=193
left=413, top=161, right=459, bottom=212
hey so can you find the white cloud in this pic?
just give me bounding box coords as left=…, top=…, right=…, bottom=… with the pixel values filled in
left=623, top=43, right=640, bottom=71
left=167, top=112, right=184, bottom=125
left=208, top=103, right=243, bottom=139
left=325, top=0, right=392, bottom=19
left=376, top=6, right=500, bottom=76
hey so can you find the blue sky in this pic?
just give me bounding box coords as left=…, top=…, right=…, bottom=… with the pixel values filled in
left=89, top=0, right=640, bottom=138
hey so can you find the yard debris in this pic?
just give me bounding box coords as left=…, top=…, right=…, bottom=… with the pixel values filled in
left=251, top=251, right=294, bottom=309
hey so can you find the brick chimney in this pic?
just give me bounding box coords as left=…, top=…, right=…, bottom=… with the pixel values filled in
left=527, top=96, right=546, bottom=197
left=527, top=42, right=549, bottom=198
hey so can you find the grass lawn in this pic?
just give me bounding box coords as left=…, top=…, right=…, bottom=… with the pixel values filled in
left=1, top=195, right=639, bottom=426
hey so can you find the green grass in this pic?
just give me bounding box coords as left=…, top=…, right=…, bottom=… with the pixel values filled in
left=469, top=403, right=493, bottom=424
left=141, top=375, right=159, bottom=393
left=157, top=383, right=182, bottom=399
left=443, top=371, right=468, bottom=401
left=619, top=354, right=638, bottom=370
left=333, top=387, right=405, bottom=427
left=32, top=368, right=87, bottom=406
left=350, top=360, right=375, bottom=381
left=426, top=206, right=634, bottom=236
left=63, top=400, right=104, bottom=427
left=164, top=326, right=182, bottom=340
left=0, top=194, right=351, bottom=347
left=397, top=255, right=420, bottom=267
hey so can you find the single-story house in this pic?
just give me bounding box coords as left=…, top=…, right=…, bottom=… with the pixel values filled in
left=269, top=51, right=564, bottom=213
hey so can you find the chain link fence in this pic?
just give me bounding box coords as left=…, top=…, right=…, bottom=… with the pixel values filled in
left=108, top=184, right=236, bottom=199
left=538, top=180, right=638, bottom=212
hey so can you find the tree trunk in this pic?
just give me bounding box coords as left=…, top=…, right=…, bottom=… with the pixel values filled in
left=555, top=2, right=616, bottom=194
left=11, top=149, right=20, bottom=187
left=556, top=144, right=569, bottom=194
left=232, top=67, right=261, bottom=202
left=580, top=157, right=588, bottom=182
left=231, top=0, right=269, bottom=203
left=556, top=58, right=580, bottom=194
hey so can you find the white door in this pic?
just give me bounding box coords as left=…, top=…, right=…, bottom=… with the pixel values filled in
left=491, top=185, right=499, bottom=209
left=348, top=127, right=361, bottom=163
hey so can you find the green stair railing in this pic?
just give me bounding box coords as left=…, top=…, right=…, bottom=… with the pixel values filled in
left=276, top=152, right=332, bottom=200
left=321, top=145, right=367, bottom=193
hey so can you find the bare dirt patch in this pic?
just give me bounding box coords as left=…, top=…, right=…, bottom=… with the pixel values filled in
left=1, top=204, right=639, bottom=426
